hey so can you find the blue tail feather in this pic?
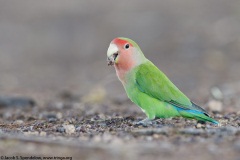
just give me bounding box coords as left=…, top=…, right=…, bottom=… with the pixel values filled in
left=174, top=106, right=219, bottom=125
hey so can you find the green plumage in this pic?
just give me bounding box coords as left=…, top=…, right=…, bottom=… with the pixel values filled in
left=107, top=37, right=218, bottom=125
left=124, top=60, right=218, bottom=124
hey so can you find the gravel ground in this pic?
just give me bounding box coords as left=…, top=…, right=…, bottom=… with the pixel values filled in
left=0, top=87, right=239, bottom=160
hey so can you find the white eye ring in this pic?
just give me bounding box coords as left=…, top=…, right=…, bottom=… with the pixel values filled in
left=124, top=43, right=130, bottom=49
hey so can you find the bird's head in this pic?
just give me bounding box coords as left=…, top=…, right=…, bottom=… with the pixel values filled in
left=107, top=37, right=146, bottom=71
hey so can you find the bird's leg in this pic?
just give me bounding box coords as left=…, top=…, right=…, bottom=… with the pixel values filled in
left=134, top=118, right=153, bottom=126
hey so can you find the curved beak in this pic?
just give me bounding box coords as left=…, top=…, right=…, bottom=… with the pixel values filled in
left=107, top=44, right=119, bottom=66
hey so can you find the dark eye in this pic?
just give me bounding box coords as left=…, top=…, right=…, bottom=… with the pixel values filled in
left=124, top=43, right=130, bottom=49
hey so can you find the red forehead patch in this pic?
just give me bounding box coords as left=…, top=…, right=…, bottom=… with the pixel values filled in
left=112, top=38, right=133, bottom=47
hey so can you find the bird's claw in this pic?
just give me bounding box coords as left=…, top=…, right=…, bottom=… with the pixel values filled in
left=134, top=118, right=153, bottom=126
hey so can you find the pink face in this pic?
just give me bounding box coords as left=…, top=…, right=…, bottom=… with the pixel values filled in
left=107, top=38, right=135, bottom=71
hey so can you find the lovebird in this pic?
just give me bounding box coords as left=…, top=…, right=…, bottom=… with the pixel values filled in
left=107, top=37, right=219, bottom=125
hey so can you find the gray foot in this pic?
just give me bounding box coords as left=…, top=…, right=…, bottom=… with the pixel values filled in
left=134, top=118, right=153, bottom=126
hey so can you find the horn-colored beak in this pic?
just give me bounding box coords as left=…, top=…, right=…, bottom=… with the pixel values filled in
left=107, top=44, right=118, bottom=66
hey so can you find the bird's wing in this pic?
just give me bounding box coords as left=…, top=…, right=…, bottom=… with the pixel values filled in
left=135, top=61, right=207, bottom=113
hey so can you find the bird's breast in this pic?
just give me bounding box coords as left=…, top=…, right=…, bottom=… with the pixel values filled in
left=115, top=66, right=127, bottom=84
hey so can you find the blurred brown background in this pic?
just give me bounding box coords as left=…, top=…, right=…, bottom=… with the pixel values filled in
left=0, top=0, right=240, bottom=103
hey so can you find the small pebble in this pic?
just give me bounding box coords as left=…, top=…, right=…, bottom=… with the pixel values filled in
left=40, top=131, right=47, bottom=136
left=13, top=120, right=24, bottom=125
left=24, top=131, right=39, bottom=136
left=219, top=119, right=228, bottom=124
left=46, top=113, right=57, bottom=119
left=237, top=111, right=240, bottom=116
left=153, top=134, right=160, bottom=139
left=29, top=126, right=34, bottom=131
left=86, top=124, right=91, bottom=128
left=76, top=126, right=86, bottom=132
left=196, top=123, right=202, bottom=128
left=63, top=124, right=75, bottom=134
left=98, top=114, right=106, bottom=120
left=56, top=127, right=65, bottom=133
left=56, top=112, right=63, bottom=119
left=48, top=118, right=57, bottom=123
left=207, top=100, right=223, bottom=112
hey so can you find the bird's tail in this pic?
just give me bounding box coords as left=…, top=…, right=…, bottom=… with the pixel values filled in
left=178, top=109, right=219, bottom=125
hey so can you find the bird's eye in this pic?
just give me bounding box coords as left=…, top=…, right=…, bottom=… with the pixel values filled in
left=124, top=43, right=130, bottom=49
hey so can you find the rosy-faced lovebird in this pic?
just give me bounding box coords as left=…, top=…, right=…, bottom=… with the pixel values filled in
left=107, top=37, right=219, bottom=125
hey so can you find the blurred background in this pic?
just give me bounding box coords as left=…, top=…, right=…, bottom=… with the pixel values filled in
left=0, top=0, right=240, bottom=104
left=1, top=1, right=240, bottom=159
